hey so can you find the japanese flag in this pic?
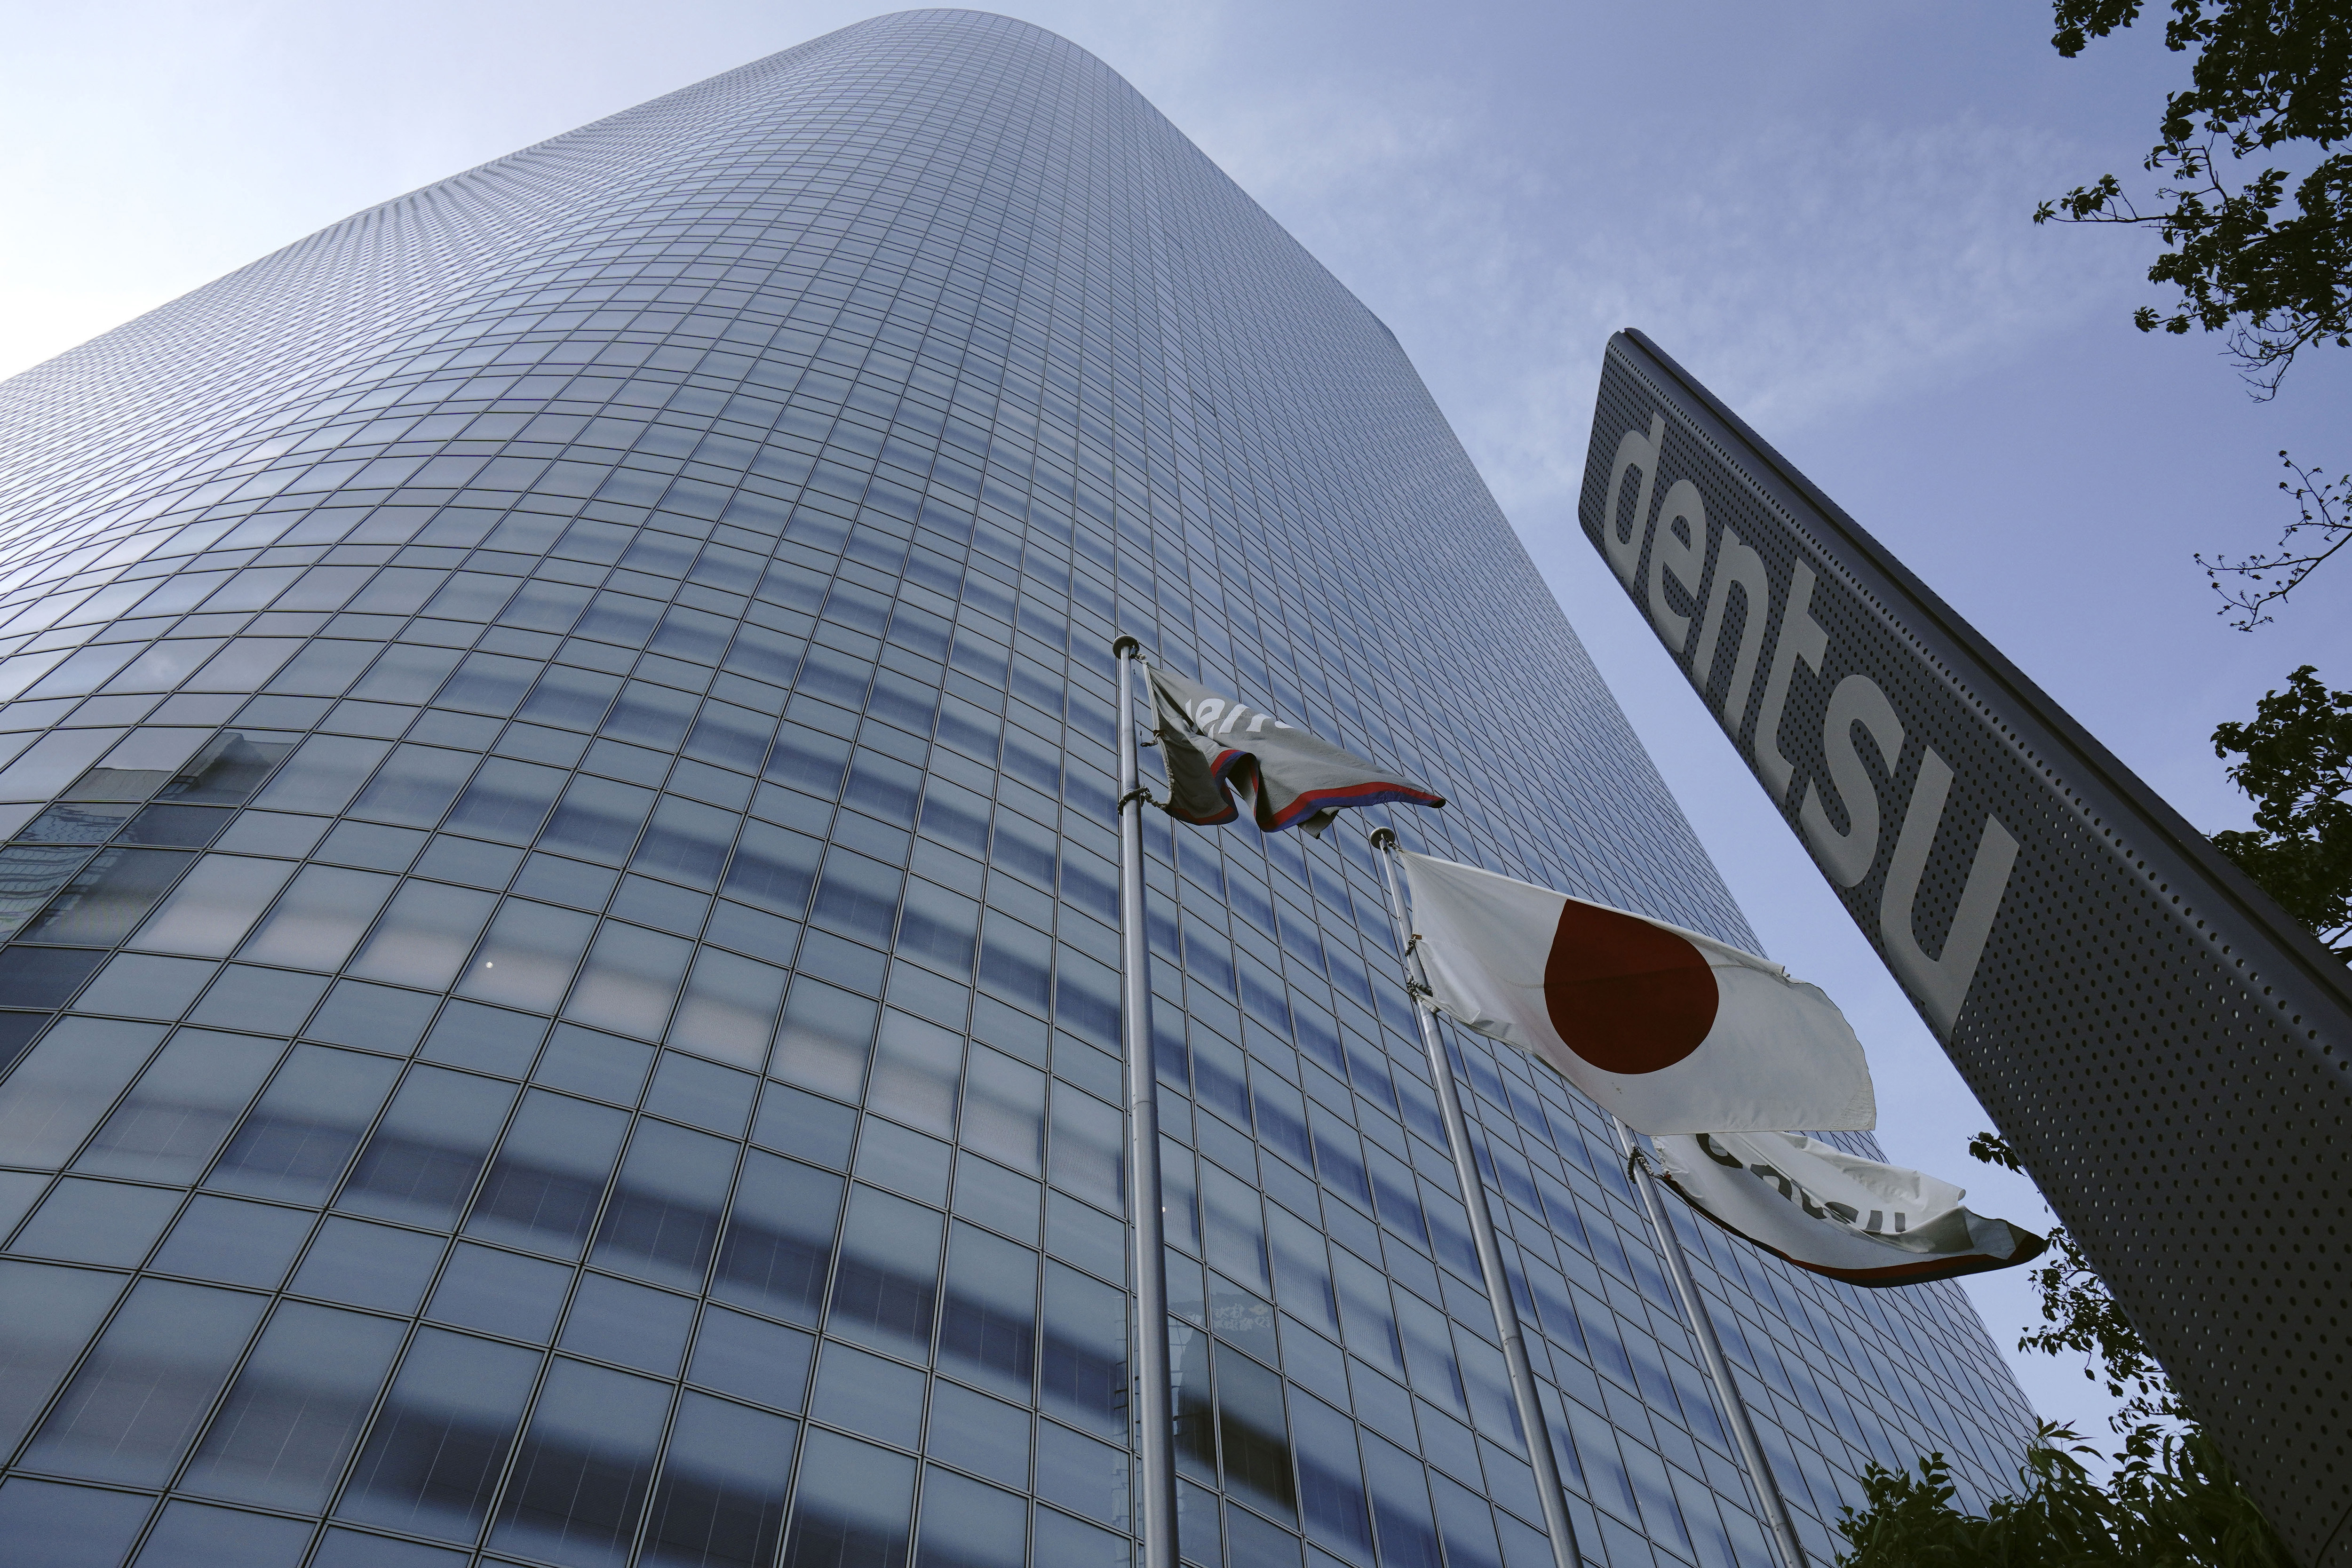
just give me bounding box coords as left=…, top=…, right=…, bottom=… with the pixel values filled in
left=1398, top=850, right=1875, bottom=1134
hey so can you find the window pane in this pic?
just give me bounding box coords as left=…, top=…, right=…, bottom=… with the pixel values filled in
left=1041, top=1261, right=1125, bottom=1437
left=712, top=1150, right=842, bottom=1327
left=347, top=880, right=499, bottom=991
left=427, top=1242, right=572, bottom=1343
left=867, top=1010, right=960, bottom=1137
left=770, top=979, right=873, bottom=1100
left=642, top=1391, right=798, bottom=1568
left=74, top=1026, right=282, bottom=1184
left=208, top=1043, right=403, bottom=1204
left=465, top=1089, right=629, bottom=1257
left=686, top=1305, right=813, bottom=1412
left=562, top=921, right=693, bottom=1041
left=453, top=899, right=595, bottom=1012
left=591, top=1119, right=736, bottom=1290
left=443, top=758, right=568, bottom=844
left=0, top=1017, right=166, bottom=1169
left=519, top=666, right=623, bottom=731
left=780, top=1430, right=914, bottom=1568
left=334, top=1065, right=519, bottom=1229
left=939, top=1222, right=1036, bottom=1401
left=134, top=1500, right=311, bottom=1568
left=632, top=796, right=739, bottom=891
left=350, top=745, right=477, bottom=828
left=719, top=819, right=820, bottom=916
left=826, top=1184, right=939, bottom=1355
left=249, top=735, right=391, bottom=814
left=0, top=1261, right=127, bottom=1452
left=540, top=776, right=657, bottom=866
left=17, top=846, right=189, bottom=946
left=24, top=1278, right=266, bottom=1485
left=959, top=1047, right=1044, bottom=1176
left=489, top=1357, right=671, bottom=1568
left=1219, top=1352, right=1298, bottom=1522
left=669, top=948, right=787, bottom=1070
left=131, top=854, right=298, bottom=956
left=239, top=864, right=398, bottom=971
left=0, top=1478, right=152, bottom=1568
left=183, top=1300, right=407, bottom=1511
left=336, top=1327, right=541, bottom=1542
left=1292, top=1396, right=1373, bottom=1562
left=149, top=1194, right=312, bottom=1288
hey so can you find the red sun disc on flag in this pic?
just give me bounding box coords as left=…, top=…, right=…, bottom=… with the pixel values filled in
left=1542, top=900, right=1719, bottom=1074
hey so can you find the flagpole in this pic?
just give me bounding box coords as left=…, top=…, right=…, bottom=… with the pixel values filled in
left=1113, top=636, right=1181, bottom=1568
left=1371, top=828, right=1583, bottom=1568
left=1613, top=1118, right=1809, bottom=1568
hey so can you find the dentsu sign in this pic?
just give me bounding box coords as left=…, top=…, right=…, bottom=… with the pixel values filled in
left=1581, top=330, right=2352, bottom=1567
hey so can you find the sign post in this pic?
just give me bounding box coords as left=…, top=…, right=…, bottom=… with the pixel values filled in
left=1580, top=329, right=2352, bottom=1567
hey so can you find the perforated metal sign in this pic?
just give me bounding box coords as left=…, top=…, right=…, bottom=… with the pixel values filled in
left=1581, top=329, right=2352, bottom=1567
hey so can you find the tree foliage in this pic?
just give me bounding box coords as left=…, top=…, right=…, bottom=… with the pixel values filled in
left=2198, top=450, right=2352, bottom=627
left=2210, top=663, right=2352, bottom=953
left=1830, top=1131, right=2294, bottom=1565
left=1835, top=1423, right=2299, bottom=1567
left=2036, top=0, right=2352, bottom=394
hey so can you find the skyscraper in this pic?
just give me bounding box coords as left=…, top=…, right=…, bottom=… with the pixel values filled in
left=0, top=11, right=2038, bottom=1568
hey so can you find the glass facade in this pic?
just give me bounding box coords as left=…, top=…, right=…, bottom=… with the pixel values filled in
left=0, top=11, right=2036, bottom=1568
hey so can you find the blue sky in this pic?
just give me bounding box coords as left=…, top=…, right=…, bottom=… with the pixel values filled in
left=8, top=0, right=2346, bottom=1449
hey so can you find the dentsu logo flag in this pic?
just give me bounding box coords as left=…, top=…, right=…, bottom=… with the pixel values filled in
left=1580, top=330, right=2352, bottom=1567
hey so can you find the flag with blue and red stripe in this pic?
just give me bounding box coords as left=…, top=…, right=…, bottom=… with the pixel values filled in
left=1144, top=663, right=1444, bottom=835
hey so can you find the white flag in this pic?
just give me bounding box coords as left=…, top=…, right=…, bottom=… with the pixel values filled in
left=1651, top=1130, right=2046, bottom=1287
left=1398, top=850, right=1874, bottom=1134
left=1146, top=664, right=1443, bottom=835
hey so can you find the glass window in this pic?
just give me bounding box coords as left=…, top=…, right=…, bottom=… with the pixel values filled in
left=564, top=921, right=694, bottom=1040
left=23, top=1277, right=266, bottom=1485
left=150, top=1194, right=313, bottom=1288
left=15, top=846, right=185, bottom=945
left=867, top=1009, right=960, bottom=1137
left=604, top=681, right=700, bottom=750
left=489, top=1356, right=670, bottom=1567
left=1048, top=1084, right=1120, bottom=1213
left=73, top=1025, right=283, bottom=1184
left=771, top=979, right=874, bottom=1101
left=291, top=1217, right=445, bottom=1314
left=632, top=795, right=739, bottom=890
left=346, top=880, right=498, bottom=992
left=780, top=1430, right=914, bottom=1568
left=1292, top=1395, right=1374, bottom=1563
left=532, top=1022, right=654, bottom=1106
left=465, top=1088, right=629, bottom=1257
left=559, top=1271, right=697, bottom=1376
left=1040, top=1260, right=1125, bottom=1438
left=0, top=1478, right=152, bottom=1568
left=719, top=818, right=820, bottom=916
left=131, top=853, right=299, bottom=956
left=426, top=1242, right=572, bottom=1343
left=444, top=758, right=569, bottom=844
left=7, top=1176, right=177, bottom=1266
left=334, top=1065, right=519, bottom=1230
left=687, top=1304, right=813, bottom=1412
left=239, top=864, right=398, bottom=971
left=183, top=1300, right=407, bottom=1511
left=540, top=775, right=658, bottom=865
left=811, top=1341, right=925, bottom=1449
left=591, top=1118, right=736, bottom=1291
left=519, top=666, right=624, bottom=732
left=641, top=1391, right=799, bottom=1568
left=453, top=899, right=595, bottom=1012
left=667, top=949, right=787, bottom=1071
left=208, top=1043, right=403, bottom=1204
left=249, top=734, right=392, bottom=815
left=1035, top=1419, right=1127, bottom=1528
left=1361, top=1433, right=1443, bottom=1568
left=938, top=1221, right=1036, bottom=1401
left=336, top=1327, right=542, bottom=1543
left=0, top=1260, right=127, bottom=1451
left=133, top=1500, right=312, bottom=1568
left=0, top=1017, right=167, bottom=1169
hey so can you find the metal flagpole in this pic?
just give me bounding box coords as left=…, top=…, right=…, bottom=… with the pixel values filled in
left=1113, top=636, right=1180, bottom=1568
left=1613, top=1117, right=1809, bottom=1568
left=1371, top=829, right=1583, bottom=1568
